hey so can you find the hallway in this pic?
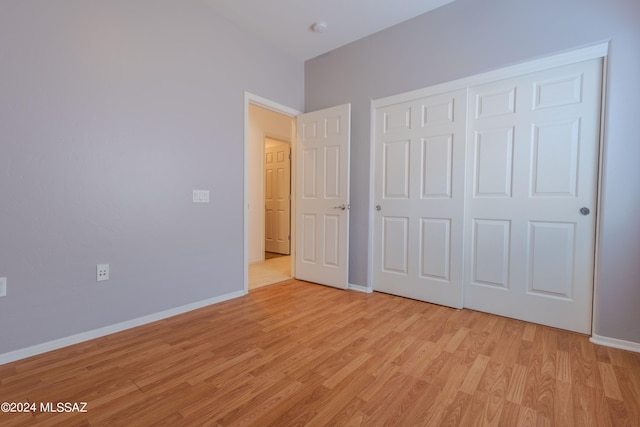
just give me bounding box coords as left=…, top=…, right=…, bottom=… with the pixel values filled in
left=248, top=253, right=291, bottom=289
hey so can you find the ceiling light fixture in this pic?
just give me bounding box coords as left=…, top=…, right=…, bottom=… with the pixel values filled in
left=311, top=22, right=328, bottom=34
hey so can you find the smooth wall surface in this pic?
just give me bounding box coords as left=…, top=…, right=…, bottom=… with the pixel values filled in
left=248, top=104, right=293, bottom=263
left=305, top=0, right=640, bottom=343
left=0, top=0, right=303, bottom=354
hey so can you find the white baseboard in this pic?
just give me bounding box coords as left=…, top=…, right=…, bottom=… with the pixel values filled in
left=348, top=283, right=372, bottom=293
left=0, top=289, right=246, bottom=366
left=590, top=334, right=640, bottom=353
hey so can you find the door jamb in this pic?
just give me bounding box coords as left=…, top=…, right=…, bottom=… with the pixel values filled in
left=243, top=92, right=301, bottom=294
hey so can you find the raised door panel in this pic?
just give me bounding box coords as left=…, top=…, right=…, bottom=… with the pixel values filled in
left=531, top=121, right=579, bottom=197
left=324, top=145, right=341, bottom=199
left=382, top=216, right=409, bottom=275
left=472, top=219, right=511, bottom=289
left=420, top=218, right=451, bottom=281
left=324, top=214, right=341, bottom=267
left=276, top=209, right=287, bottom=245
left=265, top=209, right=274, bottom=242
left=534, top=74, right=583, bottom=109
left=383, top=107, right=412, bottom=134
left=422, top=99, right=455, bottom=126
left=383, top=140, right=411, bottom=199
left=301, top=214, right=317, bottom=263
left=422, top=135, right=453, bottom=199
left=527, top=222, right=576, bottom=299
left=302, top=149, right=318, bottom=199
left=475, top=87, right=516, bottom=119
left=473, top=127, right=514, bottom=198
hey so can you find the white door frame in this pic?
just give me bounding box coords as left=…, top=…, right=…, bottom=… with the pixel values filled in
left=243, top=92, right=301, bottom=294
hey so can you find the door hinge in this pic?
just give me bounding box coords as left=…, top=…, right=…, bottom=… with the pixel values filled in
left=288, top=194, right=292, bottom=201
left=288, top=235, right=291, bottom=241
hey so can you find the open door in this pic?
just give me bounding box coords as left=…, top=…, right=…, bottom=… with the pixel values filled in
left=295, top=104, right=351, bottom=289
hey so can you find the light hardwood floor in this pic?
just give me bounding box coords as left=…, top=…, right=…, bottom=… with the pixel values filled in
left=1, top=279, right=639, bottom=426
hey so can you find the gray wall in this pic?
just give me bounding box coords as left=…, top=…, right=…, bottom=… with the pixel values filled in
left=0, top=0, right=303, bottom=353
left=306, top=0, right=640, bottom=343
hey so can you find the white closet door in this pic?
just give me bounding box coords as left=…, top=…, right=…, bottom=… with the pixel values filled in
left=464, top=58, right=602, bottom=334
left=373, top=90, right=467, bottom=308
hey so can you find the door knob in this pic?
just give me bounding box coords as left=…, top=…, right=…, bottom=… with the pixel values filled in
left=580, top=207, right=590, bottom=216
left=375, top=205, right=381, bottom=211
left=332, top=204, right=346, bottom=210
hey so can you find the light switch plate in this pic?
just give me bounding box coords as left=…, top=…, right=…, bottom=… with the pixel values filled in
left=193, top=190, right=210, bottom=203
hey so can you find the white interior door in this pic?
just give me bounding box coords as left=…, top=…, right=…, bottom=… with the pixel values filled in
left=464, top=58, right=602, bottom=334
left=265, top=140, right=291, bottom=255
left=295, top=104, right=351, bottom=289
left=373, top=90, right=467, bottom=308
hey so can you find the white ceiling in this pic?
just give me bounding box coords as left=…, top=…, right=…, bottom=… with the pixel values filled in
left=202, top=0, right=455, bottom=61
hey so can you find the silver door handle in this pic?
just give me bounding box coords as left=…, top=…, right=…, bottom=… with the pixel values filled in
left=375, top=205, right=381, bottom=211
left=332, top=204, right=346, bottom=210
left=580, top=207, right=590, bottom=216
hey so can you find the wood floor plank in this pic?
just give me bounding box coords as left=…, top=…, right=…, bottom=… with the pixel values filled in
left=613, top=364, right=640, bottom=425
left=460, top=353, right=490, bottom=395
left=556, top=350, right=573, bottom=383
left=555, top=379, right=575, bottom=425
left=459, top=389, right=489, bottom=426
left=505, top=363, right=527, bottom=404
left=0, top=279, right=638, bottom=426
left=599, top=361, right=624, bottom=400
left=304, top=369, right=375, bottom=426
left=497, top=400, right=520, bottom=427
left=439, top=390, right=473, bottom=427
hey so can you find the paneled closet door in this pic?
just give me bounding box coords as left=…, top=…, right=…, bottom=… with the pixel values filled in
left=373, top=90, right=467, bottom=309
left=463, top=58, right=602, bottom=334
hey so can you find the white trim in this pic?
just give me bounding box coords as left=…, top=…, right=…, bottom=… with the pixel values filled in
left=590, top=334, right=640, bottom=354
left=367, top=99, right=376, bottom=293
left=246, top=93, right=300, bottom=117
left=348, top=283, right=372, bottom=293
left=243, top=92, right=302, bottom=295
left=591, top=53, right=609, bottom=336
left=374, top=42, right=610, bottom=108
left=0, top=290, right=245, bottom=366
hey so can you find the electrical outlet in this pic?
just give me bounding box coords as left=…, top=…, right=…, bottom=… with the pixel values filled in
left=97, top=264, right=109, bottom=282
left=0, top=277, right=6, bottom=297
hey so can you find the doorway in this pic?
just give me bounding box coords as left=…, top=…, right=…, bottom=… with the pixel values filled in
left=243, top=93, right=353, bottom=292
left=245, top=95, right=298, bottom=290
left=252, top=137, right=291, bottom=289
